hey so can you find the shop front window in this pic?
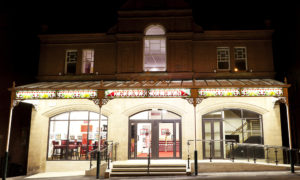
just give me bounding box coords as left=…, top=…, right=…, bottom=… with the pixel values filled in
left=202, top=109, right=263, bottom=159
left=47, top=111, right=107, bottom=160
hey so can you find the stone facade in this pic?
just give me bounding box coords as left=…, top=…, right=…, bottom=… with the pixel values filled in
left=26, top=97, right=282, bottom=174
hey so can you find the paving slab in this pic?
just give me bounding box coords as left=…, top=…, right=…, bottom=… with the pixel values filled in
left=6, top=170, right=300, bottom=180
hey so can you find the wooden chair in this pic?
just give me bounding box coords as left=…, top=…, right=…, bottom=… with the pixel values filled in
left=51, top=141, right=60, bottom=160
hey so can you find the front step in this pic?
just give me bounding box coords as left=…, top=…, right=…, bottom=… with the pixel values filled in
left=110, top=163, right=187, bottom=177
left=111, top=172, right=187, bottom=176
left=113, top=164, right=186, bottom=168
left=112, top=167, right=186, bottom=172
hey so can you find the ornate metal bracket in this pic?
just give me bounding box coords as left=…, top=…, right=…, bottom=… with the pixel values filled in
left=91, top=98, right=110, bottom=108
left=185, top=97, right=205, bottom=107
left=272, top=97, right=287, bottom=108
left=12, top=100, right=21, bottom=108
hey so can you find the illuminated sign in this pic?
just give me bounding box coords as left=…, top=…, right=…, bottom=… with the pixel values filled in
left=199, top=88, right=240, bottom=97
left=149, top=89, right=190, bottom=97
left=241, top=88, right=283, bottom=97
left=105, top=89, right=190, bottom=98
left=105, top=89, right=147, bottom=97
left=57, top=90, right=97, bottom=99
left=16, top=90, right=56, bottom=100
left=15, top=87, right=284, bottom=100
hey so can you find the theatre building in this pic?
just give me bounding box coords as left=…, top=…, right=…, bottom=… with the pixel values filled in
left=8, top=0, right=293, bottom=176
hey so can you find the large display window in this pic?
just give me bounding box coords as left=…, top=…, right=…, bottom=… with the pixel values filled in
left=47, top=111, right=108, bottom=160
left=202, top=109, right=263, bottom=159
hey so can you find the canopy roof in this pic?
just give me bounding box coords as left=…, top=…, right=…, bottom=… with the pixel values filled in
left=13, top=79, right=287, bottom=91
left=11, top=79, right=289, bottom=100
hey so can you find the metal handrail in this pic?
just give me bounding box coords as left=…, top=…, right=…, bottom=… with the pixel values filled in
left=187, top=139, right=296, bottom=168
left=187, top=139, right=236, bottom=166
left=88, top=146, right=108, bottom=169
left=187, top=139, right=236, bottom=143
left=147, top=146, right=151, bottom=174
left=88, top=141, right=115, bottom=170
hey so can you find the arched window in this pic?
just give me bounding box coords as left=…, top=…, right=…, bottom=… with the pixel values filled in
left=47, top=111, right=108, bottom=160
left=129, top=109, right=180, bottom=120
left=144, top=25, right=166, bottom=72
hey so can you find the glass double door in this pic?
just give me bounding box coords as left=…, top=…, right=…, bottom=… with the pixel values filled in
left=129, top=120, right=181, bottom=159
left=202, top=119, right=223, bottom=159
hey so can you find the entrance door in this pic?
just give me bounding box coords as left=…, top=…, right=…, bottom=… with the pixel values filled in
left=202, top=119, right=223, bottom=159
left=136, top=123, right=152, bottom=158
left=129, top=121, right=181, bottom=159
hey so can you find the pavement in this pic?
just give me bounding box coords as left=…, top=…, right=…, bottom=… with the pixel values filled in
left=6, top=171, right=300, bottom=180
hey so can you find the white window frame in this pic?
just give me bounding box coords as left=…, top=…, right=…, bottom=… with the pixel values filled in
left=234, top=47, right=247, bottom=71
left=65, top=50, right=78, bottom=74
left=143, top=25, right=167, bottom=72
left=217, top=47, right=230, bottom=70
left=81, top=49, right=94, bottom=74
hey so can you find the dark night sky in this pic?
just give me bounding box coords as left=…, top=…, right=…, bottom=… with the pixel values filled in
left=0, top=0, right=300, bottom=148
left=0, top=1, right=297, bottom=80
left=0, top=1, right=297, bottom=77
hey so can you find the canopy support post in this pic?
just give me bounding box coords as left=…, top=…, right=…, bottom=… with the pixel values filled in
left=3, top=82, right=19, bottom=180
left=185, top=89, right=205, bottom=176
left=92, top=90, right=110, bottom=179
left=275, top=87, right=294, bottom=173
left=283, top=88, right=294, bottom=173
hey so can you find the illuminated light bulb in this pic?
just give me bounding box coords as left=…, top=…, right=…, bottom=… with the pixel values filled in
left=234, top=68, right=238, bottom=72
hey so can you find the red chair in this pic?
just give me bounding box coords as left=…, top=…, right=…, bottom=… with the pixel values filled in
left=68, top=141, right=79, bottom=160
left=51, top=141, right=60, bottom=160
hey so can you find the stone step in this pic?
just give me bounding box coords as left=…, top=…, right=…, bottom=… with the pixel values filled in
left=112, top=167, right=186, bottom=172
left=112, top=164, right=186, bottom=168
left=110, top=172, right=187, bottom=176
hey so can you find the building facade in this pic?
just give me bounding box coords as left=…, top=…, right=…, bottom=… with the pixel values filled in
left=10, top=1, right=291, bottom=175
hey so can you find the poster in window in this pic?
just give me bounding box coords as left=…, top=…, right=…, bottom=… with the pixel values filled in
left=101, top=132, right=107, bottom=139
left=81, top=125, right=93, bottom=132
left=70, top=135, right=75, bottom=140
left=89, top=133, right=94, bottom=139
left=55, top=134, right=61, bottom=140
left=77, top=135, right=82, bottom=141
left=95, top=133, right=99, bottom=140
left=140, top=129, right=149, bottom=135
left=161, top=128, right=170, bottom=135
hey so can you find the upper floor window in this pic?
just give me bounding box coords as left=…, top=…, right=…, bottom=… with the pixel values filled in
left=217, top=47, right=230, bottom=70
left=234, top=47, right=247, bottom=71
left=82, top=49, right=94, bottom=74
left=65, top=50, right=77, bottom=74
left=144, top=25, right=166, bottom=72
